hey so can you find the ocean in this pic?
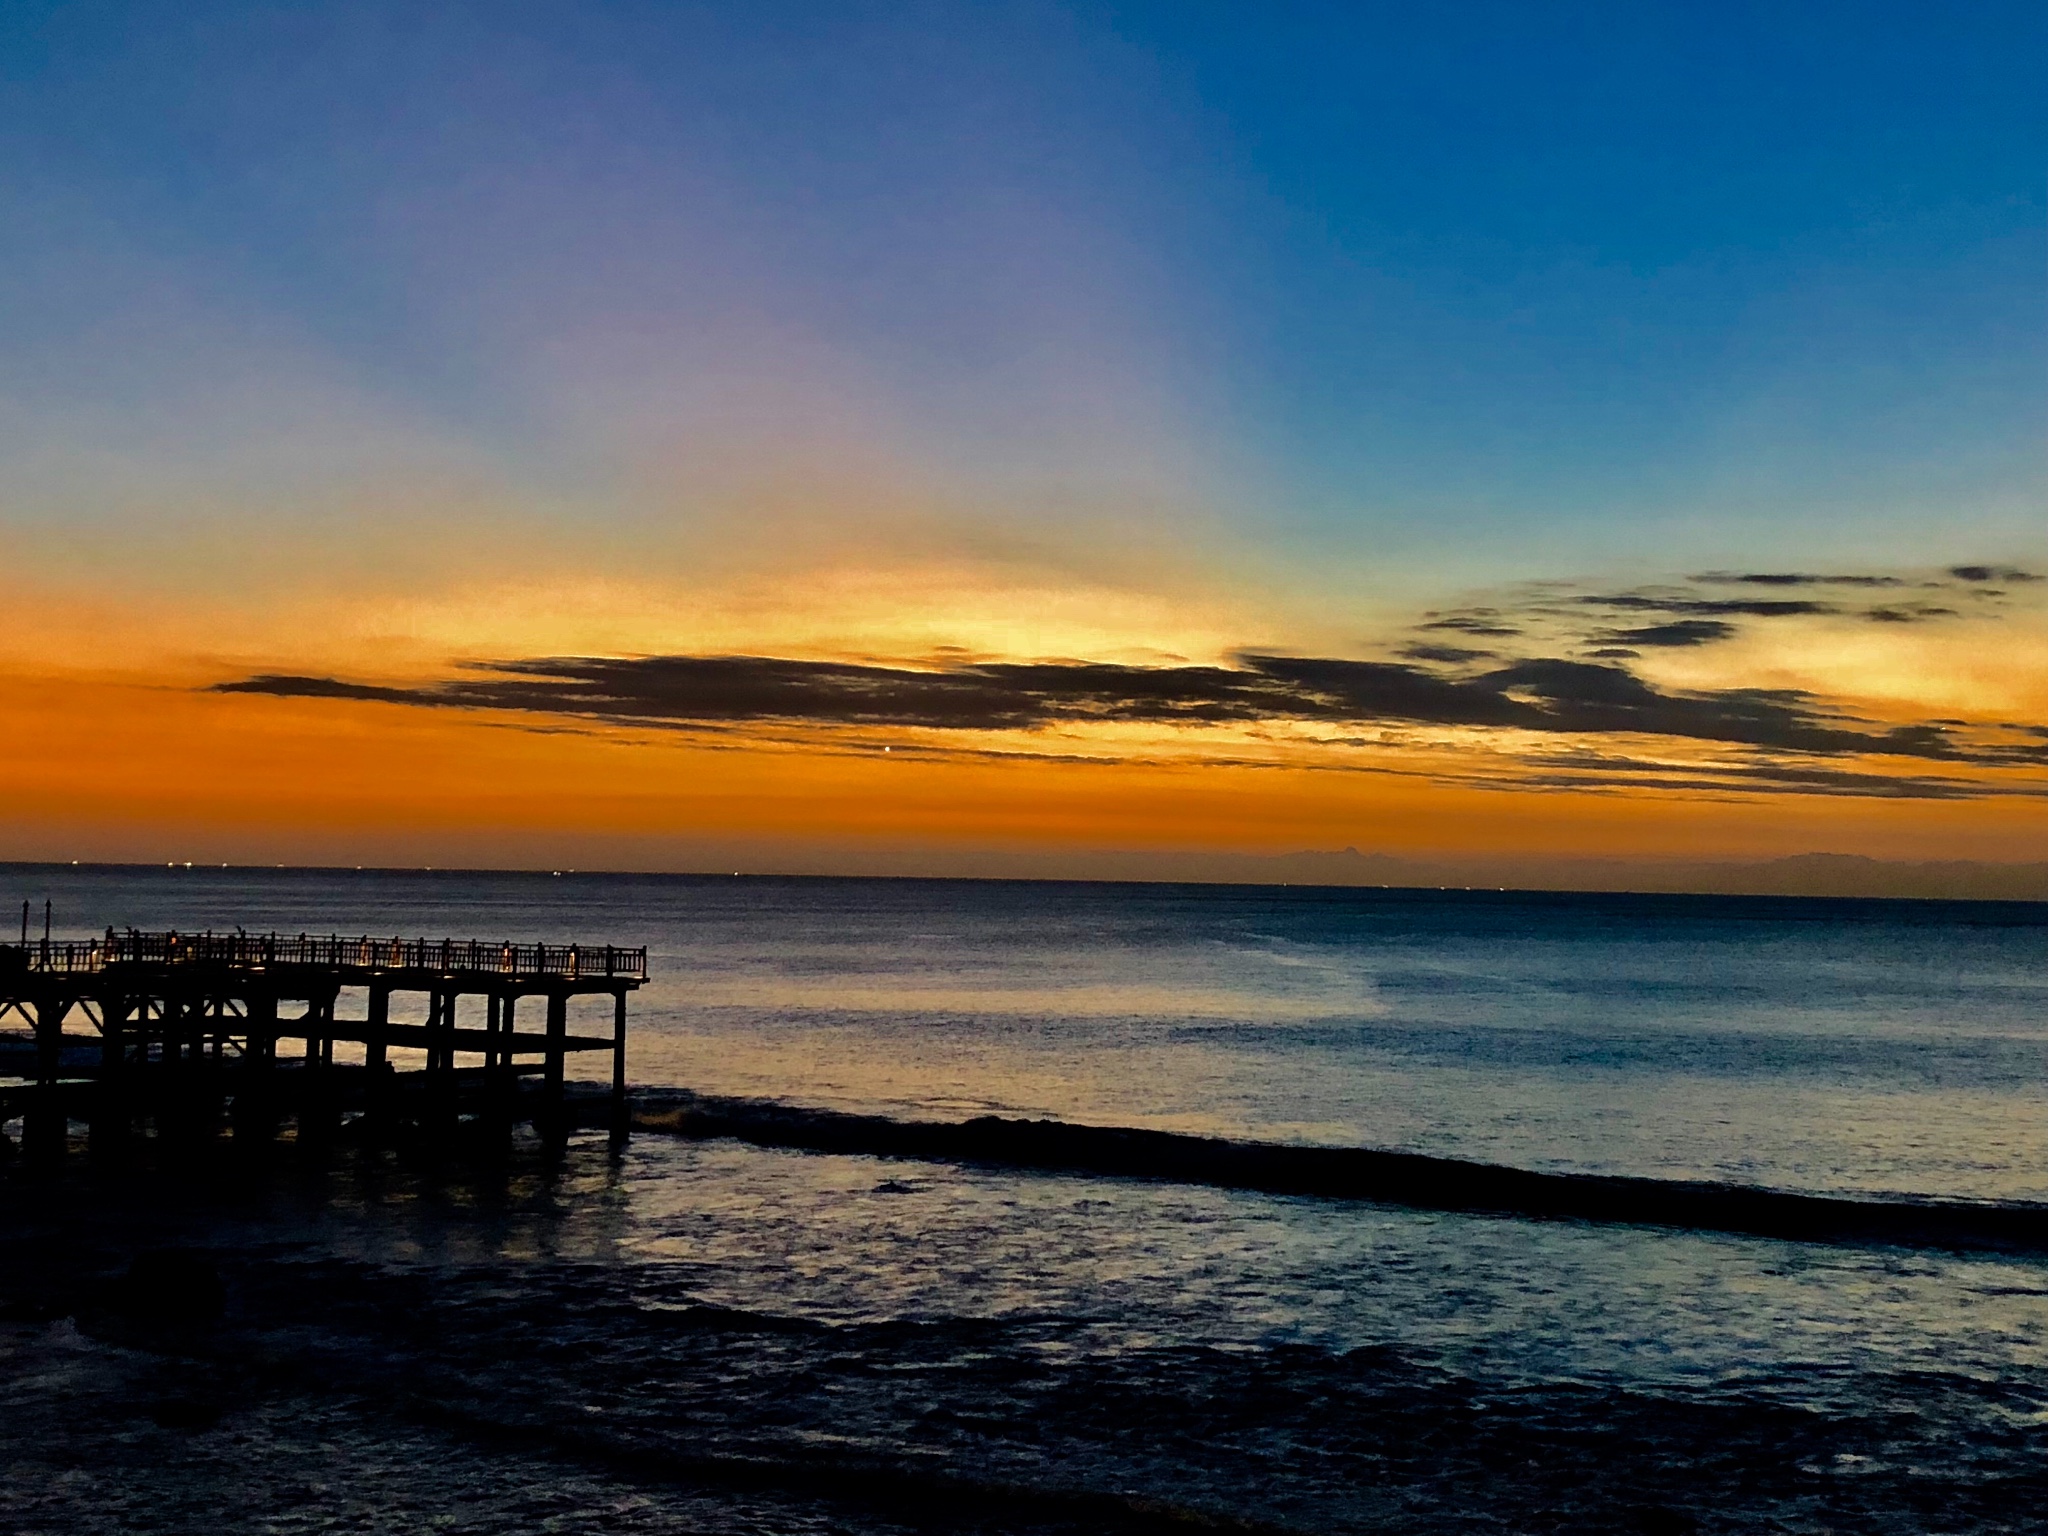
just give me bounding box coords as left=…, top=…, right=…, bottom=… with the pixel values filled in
left=5, top=866, right=2048, bottom=1532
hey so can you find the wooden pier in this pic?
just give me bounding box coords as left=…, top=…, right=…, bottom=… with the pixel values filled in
left=0, top=924, right=646, bottom=1159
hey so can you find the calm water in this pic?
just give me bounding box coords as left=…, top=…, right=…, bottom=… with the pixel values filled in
left=5, top=866, right=2048, bottom=1531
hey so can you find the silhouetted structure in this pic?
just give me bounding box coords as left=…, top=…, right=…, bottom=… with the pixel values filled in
left=0, top=914, right=645, bottom=1159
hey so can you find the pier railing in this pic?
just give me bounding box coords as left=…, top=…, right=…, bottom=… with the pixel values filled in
left=0, top=930, right=647, bottom=982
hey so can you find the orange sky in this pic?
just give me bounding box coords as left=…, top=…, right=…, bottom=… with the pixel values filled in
left=4, top=587, right=2045, bottom=874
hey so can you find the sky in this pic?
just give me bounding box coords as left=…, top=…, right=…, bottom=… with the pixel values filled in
left=2, top=0, right=2045, bottom=875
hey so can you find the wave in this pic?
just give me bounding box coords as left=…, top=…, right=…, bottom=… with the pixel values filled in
left=610, top=1089, right=2048, bottom=1255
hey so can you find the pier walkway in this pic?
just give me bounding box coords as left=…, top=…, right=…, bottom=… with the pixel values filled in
left=0, top=926, right=647, bottom=1158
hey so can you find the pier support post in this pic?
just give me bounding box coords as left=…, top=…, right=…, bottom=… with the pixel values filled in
left=365, top=984, right=389, bottom=1072
left=609, top=989, right=628, bottom=1151
left=428, top=988, right=458, bottom=1136
left=488, top=993, right=517, bottom=1137
left=91, top=993, right=128, bottom=1156
left=364, top=983, right=390, bottom=1130
left=542, top=991, right=567, bottom=1150
left=26, top=992, right=68, bottom=1161
left=198, top=996, right=228, bottom=1137
left=159, top=993, right=202, bottom=1145
left=299, top=989, right=338, bottom=1152
left=235, top=992, right=278, bottom=1146
left=481, top=992, right=500, bottom=1143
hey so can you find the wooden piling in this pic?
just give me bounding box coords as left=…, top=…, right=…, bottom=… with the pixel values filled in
left=363, top=982, right=390, bottom=1124
left=26, top=992, right=66, bottom=1160
left=236, top=991, right=278, bottom=1144
left=610, top=989, right=628, bottom=1149
left=90, top=992, right=126, bottom=1154
left=543, top=991, right=568, bottom=1149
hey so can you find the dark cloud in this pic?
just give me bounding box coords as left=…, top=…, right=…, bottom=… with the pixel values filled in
left=1950, top=565, right=2043, bottom=584
left=1399, top=644, right=1496, bottom=664
left=1597, top=619, right=1737, bottom=648
left=1578, top=594, right=1835, bottom=618
left=1416, top=614, right=1522, bottom=637
left=216, top=649, right=2018, bottom=771
left=1691, top=572, right=1905, bottom=588
left=1508, top=755, right=2030, bottom=802
left=1240, top=655, right=1529, bottom=728
left=1866, top=605, right=1958, bottom=624
left=216, top=674, right=429, bottom=705
left=1475, top=658, right=1929, bottom=757
left=223, top=657, right=1285, bottom=732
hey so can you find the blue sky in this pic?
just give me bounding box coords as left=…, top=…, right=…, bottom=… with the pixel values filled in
left=1170, top=3, right=2045, bottom=536
left=0, top=1, right=2042, bottom=600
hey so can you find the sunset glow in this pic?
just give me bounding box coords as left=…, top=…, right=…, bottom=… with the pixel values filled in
left=3, top=3, right=2043, bottom=878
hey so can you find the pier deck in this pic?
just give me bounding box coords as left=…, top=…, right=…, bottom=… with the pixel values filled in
left=0, top=927, right=647, bottom=1158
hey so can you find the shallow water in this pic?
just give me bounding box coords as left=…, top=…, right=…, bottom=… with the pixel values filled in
left=5, top=866, right=2048, bottom=1531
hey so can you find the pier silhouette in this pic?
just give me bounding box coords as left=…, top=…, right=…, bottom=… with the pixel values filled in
left=0, top=903, right=646, bottom=1159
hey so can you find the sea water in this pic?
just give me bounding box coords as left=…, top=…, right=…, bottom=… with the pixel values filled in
left=4, top=867, right=2047, bottom=1531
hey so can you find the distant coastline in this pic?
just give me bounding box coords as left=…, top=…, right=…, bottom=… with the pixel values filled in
left=1252, top=848, right=2048, bottom=902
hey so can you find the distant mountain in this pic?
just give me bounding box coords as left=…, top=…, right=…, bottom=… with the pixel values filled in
left=1253, top=847, right=2048, bottom=900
